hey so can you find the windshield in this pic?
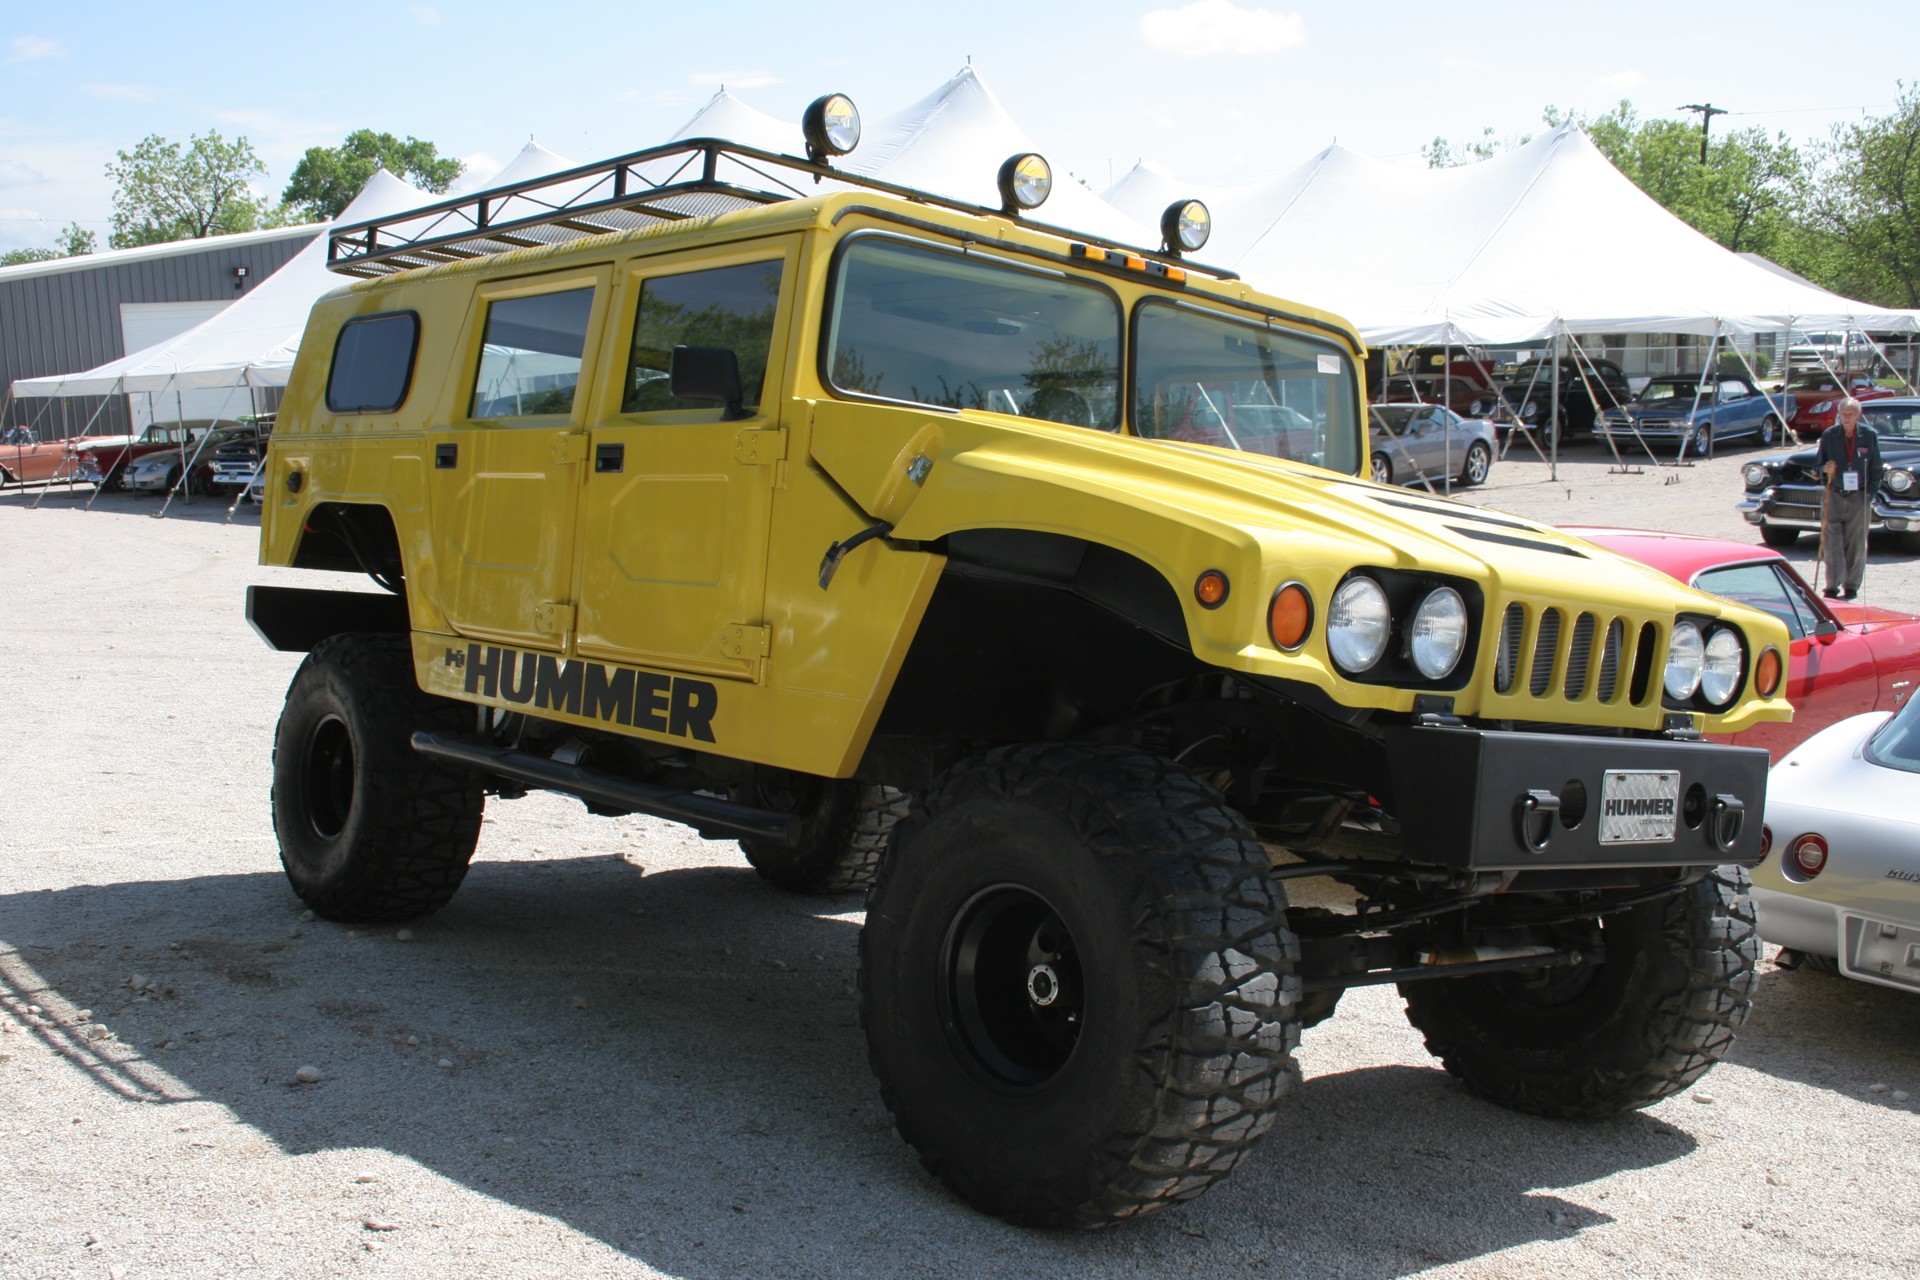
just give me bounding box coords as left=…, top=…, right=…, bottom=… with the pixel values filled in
left=1133, top=300, right=1359, bottom=472
left=1862, top=402, right=1920, bottom=439
left=1866, top=693, right=1920, bottom=773
left=1639, top=378, right=1707, bottom=401
left=824, top=236, right=1122, bottom=427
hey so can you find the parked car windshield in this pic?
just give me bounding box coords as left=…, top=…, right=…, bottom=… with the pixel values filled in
left=1866, top=693, right=1920, bottom=774
left=1638, top=378, right=1710, bottom=402
left=1133, top=300, right=1360, bottom=472
left=1861, top=402, right=1920, bottom=439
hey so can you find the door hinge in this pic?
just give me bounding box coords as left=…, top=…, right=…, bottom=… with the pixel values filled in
left=733, top=428, right=787, bottom=466
left=551, top=433, right=589, bottom=466
left=718, top=623, right=772, bottom=661
left=534, top=601, right=575, bottom=637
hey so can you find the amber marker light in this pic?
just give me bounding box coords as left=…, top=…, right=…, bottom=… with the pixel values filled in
left=1269, top=582, right=1313, bottom=650
left=1755, top=647, right=1783, bottom=697
left=1195, top=570, right=1230, bottom=610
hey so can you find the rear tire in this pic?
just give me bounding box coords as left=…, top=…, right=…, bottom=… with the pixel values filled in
left=272, top=633, right=484, bottom=922
left=1460, top=441, right=1492, bottom=486
left=1758, top=414, right=1782, bottom=447
left=861, top=743, right=1301, bottom=1226
left=1399, top=867, right=1758, bottom=1119
left=734, top=770, right=907, bottom=894
left=1370, top=452, right=1393, bottom=485
left=1760, top=524, right=1801, bottom=549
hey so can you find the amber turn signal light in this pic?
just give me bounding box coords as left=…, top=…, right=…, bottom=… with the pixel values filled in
left=1754, top=646, right=1783, bottom=697
left=1195, top=570, right=1230, bottom=610
left=1269, top=582, right=1313, bottom=651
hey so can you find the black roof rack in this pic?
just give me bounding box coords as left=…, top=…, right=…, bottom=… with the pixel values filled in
left=326, top=137, right=1235, bottom=280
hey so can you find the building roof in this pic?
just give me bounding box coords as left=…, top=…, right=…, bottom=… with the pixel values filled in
left=0, top=222, right=320, bottom=285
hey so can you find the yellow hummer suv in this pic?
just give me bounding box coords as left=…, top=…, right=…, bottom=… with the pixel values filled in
left=249, top=95, right=1790, bottom=1227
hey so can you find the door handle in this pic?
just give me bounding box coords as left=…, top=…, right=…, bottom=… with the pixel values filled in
left=595, top=443, right=624, bottom=474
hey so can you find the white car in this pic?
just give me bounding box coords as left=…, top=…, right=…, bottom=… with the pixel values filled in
left=1757, top=696, right=1920, bottom=992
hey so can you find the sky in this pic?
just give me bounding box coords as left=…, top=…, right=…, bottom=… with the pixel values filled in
left=2, top=0, right=1917, bottom=255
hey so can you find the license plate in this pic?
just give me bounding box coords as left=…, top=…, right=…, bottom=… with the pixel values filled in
left=1845, top=917, right=1920, bottom=990
left=1599, top=769, right=1679, bottom=844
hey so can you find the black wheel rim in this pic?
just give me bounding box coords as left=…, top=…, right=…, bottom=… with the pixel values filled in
left=303, top=714, right=356, bottom=840
left=943, top=885, right=1084, bottom=1089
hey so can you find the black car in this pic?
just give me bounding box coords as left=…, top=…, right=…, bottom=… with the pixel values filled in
left=1737, top=397, right=1920, bottom=550
left=1470, top=357, right=1632, bottom=447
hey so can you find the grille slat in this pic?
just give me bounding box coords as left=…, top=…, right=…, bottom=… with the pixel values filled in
left=1598, top=618, right=1625, bottom=702
left=1530, top=608, right=1562, bottom=697
left=1495, top=604, right=1525, bottom=694
left=1564, top=613, right=1597, bottom=699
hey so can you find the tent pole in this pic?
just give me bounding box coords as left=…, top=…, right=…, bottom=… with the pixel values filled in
left=1550, top=325, right=1561, bottom=482
left=83, top=377, right=130, bottom=512
left=1443, top=323, right=1454, bottom=496
left=29, top=387, right=116, bottom=511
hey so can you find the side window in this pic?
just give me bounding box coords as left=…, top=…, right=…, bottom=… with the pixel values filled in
left=623, top=260, right=785, bottom=414
left=327, top=313, right=418, bottom=413
left=1694, top=563, right=1808, bottom=640
left=470, top=287, right=596, bottom=419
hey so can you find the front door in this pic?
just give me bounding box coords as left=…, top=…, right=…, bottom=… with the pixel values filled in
left=427, top=265, right=610, bottom=650
left=573, top=240, right=799, bottom=681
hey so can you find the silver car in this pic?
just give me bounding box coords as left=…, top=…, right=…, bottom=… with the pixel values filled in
left=1367, top=402, right=1497, bottom=489
left=1758, top=695, right=1920, bottom=992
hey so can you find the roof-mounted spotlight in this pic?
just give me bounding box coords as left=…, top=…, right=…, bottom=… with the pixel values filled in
left=802, top=93, right=862, bottom=165
left=1160, top=199, right=1211, bottom=255
left=997, top=153, right=1053, bottom=214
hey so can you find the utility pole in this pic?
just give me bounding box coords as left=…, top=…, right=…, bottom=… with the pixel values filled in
left=1678, top=103, right=1728, bottom=164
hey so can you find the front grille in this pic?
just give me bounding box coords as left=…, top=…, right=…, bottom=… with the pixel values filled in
left=1530, top=608, right=1562, bottom=697
left=1510, top=606, right=1645, bottom=707
left=1495, top=603, right=1524, bottom=694
left=1563, top=613, right=1596, bottom=699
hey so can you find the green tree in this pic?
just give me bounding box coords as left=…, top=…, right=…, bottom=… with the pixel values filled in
left=1, top=221, right=99, bottom=267
left=281, top=130, right=464, bottom=221
left=1422, top=126, right=1531, bottom=168
left=1805, top=83, right=1920, bottom=307
left=106, top=131, right=274, bottom=248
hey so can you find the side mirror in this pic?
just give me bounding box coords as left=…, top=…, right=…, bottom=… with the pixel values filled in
left=668, top=345, right=749, bottom=421
left=1815, top=617, right=1840, bottom=641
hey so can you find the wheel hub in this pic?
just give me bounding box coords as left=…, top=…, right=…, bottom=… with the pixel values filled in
left=1026, top=962, right=1061, bottom=1006
left=944, top=885, right=1084, bottom=1088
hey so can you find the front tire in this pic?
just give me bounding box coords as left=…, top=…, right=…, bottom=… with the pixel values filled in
left=1400, top=867, right=1758, bottom=1119
left=1460, top=441, right=1492, bottom=485
left=1370, top=452, right=1393, bottom=485
left=1760, top=524, right=1801, bottom=549
left=861, top=744, right=1301, bottom=1227
left=272, top=633, right=484, bottom=922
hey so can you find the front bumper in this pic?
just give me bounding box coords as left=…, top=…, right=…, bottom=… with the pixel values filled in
left=1739, top=486, right=1920, bottom=534
left=1385, top=724, right=1769, bottom=871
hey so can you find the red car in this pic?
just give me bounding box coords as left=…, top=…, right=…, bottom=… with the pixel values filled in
left=1574, top=526, right=1920, bottom=760
left=1781, top=372, right=1893, bottom=442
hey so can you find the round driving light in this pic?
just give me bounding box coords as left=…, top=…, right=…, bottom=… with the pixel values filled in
left=1700, top=627, right=1744, bottom=707
left=1194, top=569, right=1230, bottom=610
left=1160, top=199, right=1211, bottom=254
left=1327, top=576, right=1391, bottom=674
left=1268, top=582, right=1313, bottom=651
left=1788, top=832, right=1828, bottom=879
left=998, top=153, right=1052, bottom=212
left=1664, top=621, right=1704, bottom=700
left=1890, top=469, right=1917, bottom=495
left=1408, top=587, right=1469, bottom=680
left=1743, top=463, right=1770, bottom=488
left=1755, top=646, right=1783, bottom=698
left=802, top=93, right=862, bottom=162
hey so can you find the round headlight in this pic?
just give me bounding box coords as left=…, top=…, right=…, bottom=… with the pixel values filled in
left=1700, top=627, right=1744, bottom=707
left=1664, top=621, right=1705, bottom=700
left=997, top=153, right=1052, bottom=212
left=1409, top=587, right=1469, bottom=680
left=1160, top=199, right=1211, bottom=254
left=1327, top=577, right=1392, bottom=674
left=1743, top=463, right=1771, bottom=488
left=1889, top=469, right=1916, bottom=494
left=1469, top=398, right=1489, bottom=416
left=1521, top=400, right=1540, bottom=420
left=801, top=93, right=862, bottom=161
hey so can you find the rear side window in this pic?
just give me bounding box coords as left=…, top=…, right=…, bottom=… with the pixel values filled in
left=624, top=260, right=785, bottom=414
left=326, top=312, right=418, bottom=413
left=470, top=287, right=596, bottom=418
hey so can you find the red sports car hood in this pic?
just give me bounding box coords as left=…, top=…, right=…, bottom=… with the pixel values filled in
left=1830, top=601, right=1915, bottom=633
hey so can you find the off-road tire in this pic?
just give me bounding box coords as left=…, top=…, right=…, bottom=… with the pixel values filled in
left=1400, top=867, right=1758, bottom=1119
left=734, top=772, right=908, bottom=894
left=1760, top=524, right=1801, bottom=549
left=860, top=743, right=1301, bottom=1227
left=1460, top=441, right=1492, bottom=486
left=272, top=633, right=484, bottom=922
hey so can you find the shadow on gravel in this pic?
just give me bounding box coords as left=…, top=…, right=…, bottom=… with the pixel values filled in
left=1732, top=964, right=1920, bottom=1100
left=1, top=856, right=1709, bottom=1279
left=0, top=486, right=254, bottom=526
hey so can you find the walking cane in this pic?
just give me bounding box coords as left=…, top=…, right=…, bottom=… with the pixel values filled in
left=1815, top=470, right=1830, bottom=596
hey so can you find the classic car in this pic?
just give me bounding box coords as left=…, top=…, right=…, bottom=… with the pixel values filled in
left=122, top=428, right=225, bottom=496
left=1470, top=356, right=1633, bottom=447
left=1755, top=697, right=1920, bottom=990
left=1574, top=526, right=1920, bottom=760
left=1780, top=372, right=1894, bottom=442
left=1594, top=373, right=1791, bottom=454
left=76, top=423, right=227, bottom=490
left=1368, top=402, right=1497, bottom=488
left=2, top=426, right=88, bottom=486
left=1738, top=396, right=1920, bottom=550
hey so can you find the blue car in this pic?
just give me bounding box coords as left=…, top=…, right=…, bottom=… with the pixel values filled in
left=1595, top=372, right=1792, bottom=454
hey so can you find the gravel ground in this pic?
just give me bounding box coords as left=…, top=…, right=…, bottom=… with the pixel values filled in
left=3, top=447, right=1918, bottom=1280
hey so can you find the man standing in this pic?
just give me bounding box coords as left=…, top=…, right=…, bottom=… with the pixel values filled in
left=1818, top=397, right=1883, bottom=599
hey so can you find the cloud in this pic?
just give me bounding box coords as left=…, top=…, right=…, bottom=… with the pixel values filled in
left=684, top=69, right=781, bottom=90
left=408, top=5, right=446, bottom=27
left=82, top=82, right=159, bottom=103
left=8, top=36, right=61, bottom=62
left=1594, top=70, right=1642, bottom=91
left=0, top=159, right=49, bottom=187
left=1138, top=2, right=1305, bottom=57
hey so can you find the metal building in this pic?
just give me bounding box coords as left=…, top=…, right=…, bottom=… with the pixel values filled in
left=0, top=224, right=317, bottom=439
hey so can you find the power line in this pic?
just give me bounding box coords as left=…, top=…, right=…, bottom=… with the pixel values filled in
left=1678, top=103, right=1729, bottom=163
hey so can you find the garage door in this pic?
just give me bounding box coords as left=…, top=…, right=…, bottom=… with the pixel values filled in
left=120, top=301, right=253, bottom=427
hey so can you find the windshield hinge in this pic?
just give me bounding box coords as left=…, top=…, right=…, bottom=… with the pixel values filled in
left=534, top=601, right=574, bottom=639
left=734, top=428, right=787, bottom=466
left=550, top=433, right=589, bottom=466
